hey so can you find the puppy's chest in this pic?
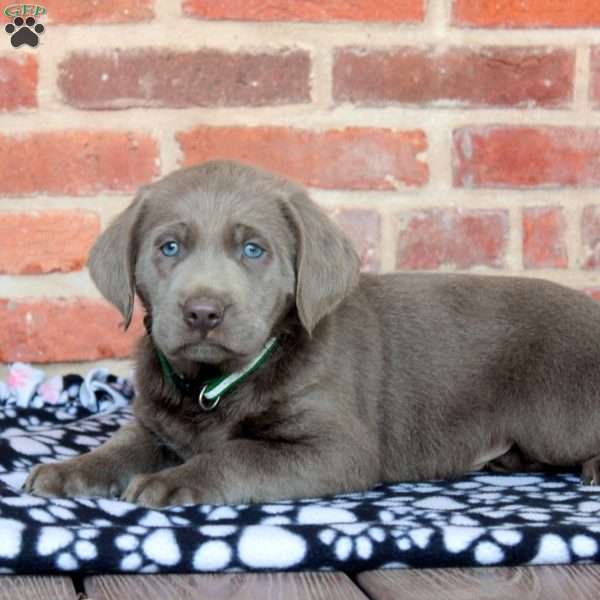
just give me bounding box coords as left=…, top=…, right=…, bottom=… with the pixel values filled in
left=151, top=408, right=231, bottom=459
left=137, top=393, right=254, bottom=459
left=137, top=390, right=293, bottom=460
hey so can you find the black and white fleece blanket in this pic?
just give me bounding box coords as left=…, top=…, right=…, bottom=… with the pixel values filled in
left=1, top=363, right=600, bottom=575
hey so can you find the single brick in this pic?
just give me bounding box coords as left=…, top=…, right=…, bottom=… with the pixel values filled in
left=183, top=0, right=424, bottom=22
left=0, top=211, right=100, bottom=274
left=330, top=208, right=381, bottom=271
left=0, top=298, right=144, bottom=363
left=582, top=205, right=600, bottom=269
left=333, top=47, right=574, bottom=108
left=453, top=0, right=600, bottom=28
left=523, top=207, right=568, bottom=269
left=453, top=126, right=600, bottom=189
left=177, top=126, right=428, bottom=190
left=0, top=55, right=37, bottom=111
left=59, top=48, right=310, bottom=110
left=396, top=208, right=508, bottom=270
left=41, top=0, right=153, bottom=24
left=0, top=131, right=158, bottom=196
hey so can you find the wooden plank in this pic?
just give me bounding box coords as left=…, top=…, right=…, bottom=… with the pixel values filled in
left=0, top=576, right=77, bottom=600
left=357, top=565, right=600, bottom=600
left=85, top=571, right=369, bottom=600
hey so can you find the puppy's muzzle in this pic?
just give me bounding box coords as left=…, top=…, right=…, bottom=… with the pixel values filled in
left=183, top=297, right=224, bottom=335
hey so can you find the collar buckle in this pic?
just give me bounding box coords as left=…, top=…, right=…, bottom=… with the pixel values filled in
left=198, top=385, right=221, bottom=412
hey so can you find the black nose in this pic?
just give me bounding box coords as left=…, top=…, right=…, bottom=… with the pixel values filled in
left=183, top=298, right=224, bottom=333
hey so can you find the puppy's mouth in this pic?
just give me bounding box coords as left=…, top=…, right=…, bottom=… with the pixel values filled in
left=153, top=316, right=270, bottom=366
left=164, top=334, right=270, bottom=370
left=175, top=339, right=237, bottom=364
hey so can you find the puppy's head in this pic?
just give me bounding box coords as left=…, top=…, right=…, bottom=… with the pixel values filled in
left=89, top=161, right=359, bottom=367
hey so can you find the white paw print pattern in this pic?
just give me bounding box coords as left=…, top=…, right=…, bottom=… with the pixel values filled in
left=0, top=427, right=66, bottom=457
left=37, top=526, right=100, bottom=570
left=319, top=524, right=387, bottom=560
left=193, top=525, right=237, bottom=571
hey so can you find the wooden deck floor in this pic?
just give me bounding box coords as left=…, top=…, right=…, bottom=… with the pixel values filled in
left=3, top=565, right=600, bottom=600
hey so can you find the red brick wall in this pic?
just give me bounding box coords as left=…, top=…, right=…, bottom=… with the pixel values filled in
left=1, top=0, right=600, bottom=370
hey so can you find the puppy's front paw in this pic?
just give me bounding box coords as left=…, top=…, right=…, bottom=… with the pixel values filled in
left=121, top=472, right=214, bottom=507
left=24, top=461, right=122, bottom=499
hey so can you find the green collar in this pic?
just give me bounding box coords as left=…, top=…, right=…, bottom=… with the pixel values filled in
left=155, top=337, right=278, bottom=411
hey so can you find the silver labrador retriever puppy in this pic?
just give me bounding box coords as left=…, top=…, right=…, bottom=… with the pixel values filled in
left=25, top=160, right=600, bottom=507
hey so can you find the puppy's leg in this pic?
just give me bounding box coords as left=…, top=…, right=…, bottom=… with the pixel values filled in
left=582, top=455, right=600, bottom=485
left=487, top=446, right=546, bottom=473
left=25, top=421, right=173, bottom=499
left=122, top=438, right=377, bottom=508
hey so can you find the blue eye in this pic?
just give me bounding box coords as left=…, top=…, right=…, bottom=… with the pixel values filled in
left=160, top=241, right=180, bottom=257
left=242, top=242, right=265, bottom=259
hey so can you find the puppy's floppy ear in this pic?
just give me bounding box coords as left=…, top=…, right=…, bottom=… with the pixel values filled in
left=88, top=187, right=149, bottom=329
left=283, top=190, right=360, bottom=335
